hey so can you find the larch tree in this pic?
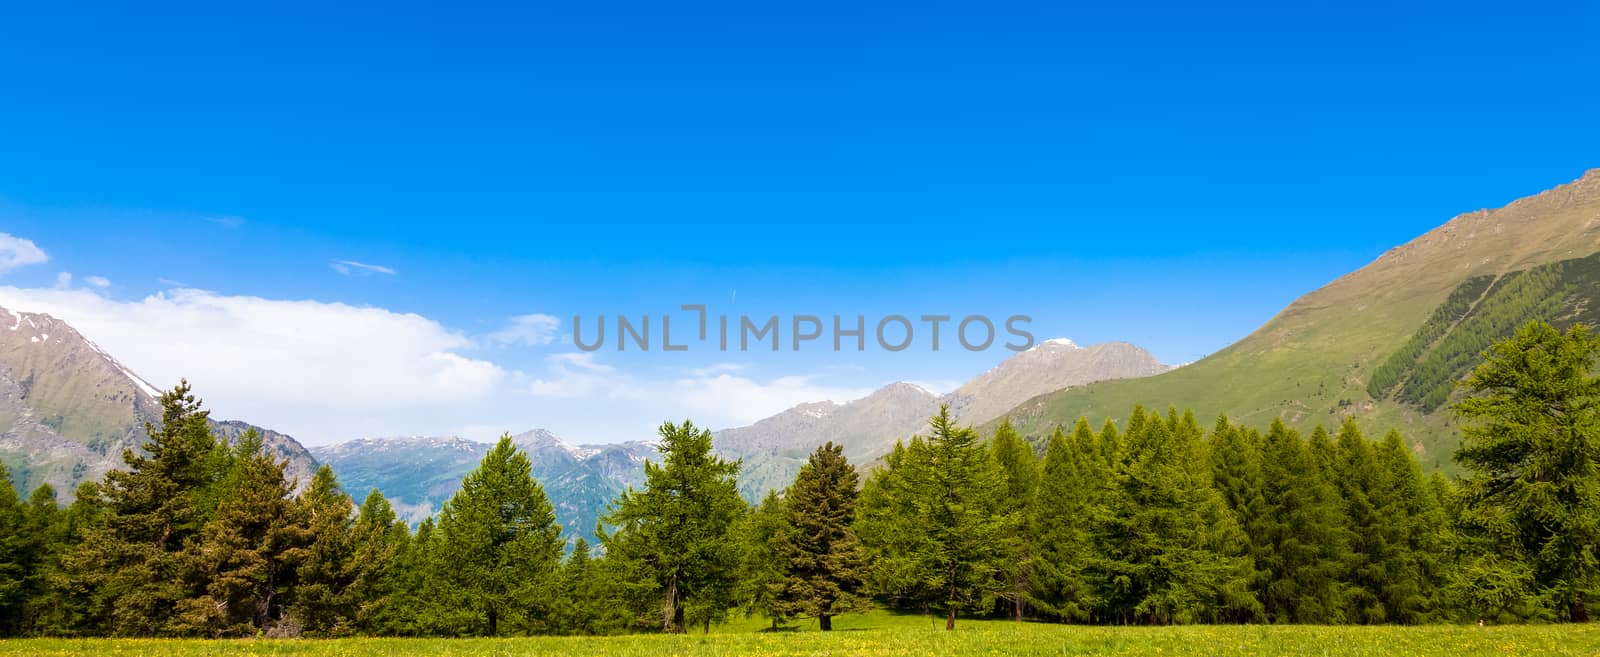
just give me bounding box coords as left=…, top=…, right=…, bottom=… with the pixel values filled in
left=1454, top=320, right=1600, bottom=622
left=435, top=434, right=564, bottom=635
left=600, top=420, right=744, bottom=634
left=292, top=465, right=356, bottom=636
left=857, top=406, right=1016, bottom=630
left=990, top=420, right=1040, bottom=621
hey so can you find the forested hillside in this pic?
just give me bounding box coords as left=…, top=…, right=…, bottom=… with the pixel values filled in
left=993, top=170, right=1600, bottom=470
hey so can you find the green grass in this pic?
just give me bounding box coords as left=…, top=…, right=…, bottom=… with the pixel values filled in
left=5, top=612, right=1598, bottom=656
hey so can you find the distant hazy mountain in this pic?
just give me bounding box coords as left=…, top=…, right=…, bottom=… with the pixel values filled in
left=991, top=169, right=1600, bottom=471
left=312, top=431, right=655, bottom=543
left=0, top=307, right=318, bottom=499
left=714, top=339, right=1171, bottom=496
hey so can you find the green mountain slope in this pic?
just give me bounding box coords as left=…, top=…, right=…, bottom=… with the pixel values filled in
left=990, top=169, right=1600, bottom=470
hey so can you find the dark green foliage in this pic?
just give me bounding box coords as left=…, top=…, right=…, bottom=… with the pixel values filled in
left=990, top=420, right=1040, bottom=621
left=600, top=420, right=745, bottom=633
left=433, top=434, right=565, bottom=636
left=1372, top=251, right=1600, bottom=412
left=61, top=380, right=224, bottom=636
left=1029, top=420, right=1103, bottom=621
left=1251, top=420, right=1349, bottom=623
left=857, top=406, right=1019, bottom=630
left=772, top=443, right=868, bottom=631
left=1452, top=320, right=1600, bottom=621
left=291, top=465, right=355, bottom=636
left=1368, top=274, right=1497, bottom=398
left=734, top=491, right=790, bottom=627
left=0, top=462, right=27, bottom=634
left=1087, top=409, right=1258, bottom=624
left=346, top=489, right=406, bottom=634
left=551, top=538, right=604, bottom=634
left=170, top=430, right=310, bottom=636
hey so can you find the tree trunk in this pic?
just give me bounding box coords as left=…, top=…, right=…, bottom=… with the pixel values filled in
left=488, top=606, right=498, bottom=636
left=1013, top=592, right=1024, bottom=621
left=663, top=578, right=682, bottom=633
left=946, top=583, right=958, bottom=630
left=1573, top=592, right=1590, bottom=623
left=820, top=614, right=832, bottom=631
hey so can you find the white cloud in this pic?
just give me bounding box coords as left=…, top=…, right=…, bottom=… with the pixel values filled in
left=0, top=233, right=48, bottom=275
left=668, top=373, right=875, bottom=426
left=53, top=272, right=72, bottom=289
left=0, top=285, right=506, bottom=443
left=207, top=215, right=245, bottom=229
left=84, top=275, right=111, bottom=289
left=530, top=352, right=640, bottom=399
left=330, top=260, right=397, bottom=276
left=490, top=313, right=560, bottom=346
left=528, top=352, right=873, bottom=428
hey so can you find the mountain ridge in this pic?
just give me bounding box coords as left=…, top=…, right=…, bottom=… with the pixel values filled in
left=986, top=168, right=1600, bottom=469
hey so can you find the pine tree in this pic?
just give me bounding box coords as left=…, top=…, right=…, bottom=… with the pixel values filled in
left=435, top=434, right=564, bottom=635
left=1371, top=428, right=1443, bottom=623
left=773, top=442, right=868, bottom=630
left=1089, top=409, right=1256, bottom=624
left=1208, top=416, right=1268, bottom=622
left=1030, top=421, right=1097, bottom=621
left=990, top=420, right=1040, bottom=620
left=0, top=462, right=27, bottom=635
left=858, top=405, right=1016, bottom=630
left=379, top=516, right=439, bottom=636
left=346, top=489, right=405, bottom=633
left=1331, top=418, right=1387, bottom=623
left=601, top=420, right=744, bottom=634
left=553, top=537, right=602, bottom=634
left=1454, top=320, right=1600, bottom=621
left=292, top=465, right=356, bottom=635
left=170, top=430, right=310, bottom=636
left=735, top=490, right=789, bottom=628
left=1251, top=419, right=1349, bottom=623
left=63, top=380, right=224, bottom=636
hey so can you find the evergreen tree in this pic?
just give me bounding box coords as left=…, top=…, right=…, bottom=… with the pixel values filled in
left=346, top=489, right=405, bottom=633
left=990, top=420, right=1040, bottom=620
left=1251, top=419, right=1349, bottom=623
left=292, top=465, right=356, bottom=635
left=171, top=430, right=310, bottom=636
left=1371, top=428, right=1444, bottom=623
left=1454, top=320, right=1600, bottom=621
left=1208, top=416, right=1268, bottom=622
left=858, top=405, right=1016, bottom=630
left=379, top=516, right=439, bottom=636
left=600, top=420, right=744, bottom=634
left=1331, top=418, right=1388, bottom=623
left=1089, top=409, right=1257, bottom=624
left=1030, top=421, right=1097, bottom=621
left=773, top=442, right=868, bottom=631
left=734, top=490, right=789, bottom=628
left=553, top=537, right=602, bottom=634
left=0, top=462, right=26, bottom=635
left=63, top=380, right=224, bottom=635
left=435, top=434, right=564, bottom=635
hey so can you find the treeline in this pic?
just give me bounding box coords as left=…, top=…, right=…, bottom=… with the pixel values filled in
left=1, top=319, right=1597, bottom=636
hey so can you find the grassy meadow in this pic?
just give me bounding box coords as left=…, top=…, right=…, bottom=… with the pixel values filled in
left=4, top=612, right=1597, bottom=657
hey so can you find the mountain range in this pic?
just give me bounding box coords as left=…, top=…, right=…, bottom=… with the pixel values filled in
left=712, top=339, right=1170, bottom=496
left=309, top=432, right=655, bottom=536
left=4, top=168, right=1596, bottom=543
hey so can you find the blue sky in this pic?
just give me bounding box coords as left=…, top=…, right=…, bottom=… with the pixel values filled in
left=1, top=1, right=1596, bottom=444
